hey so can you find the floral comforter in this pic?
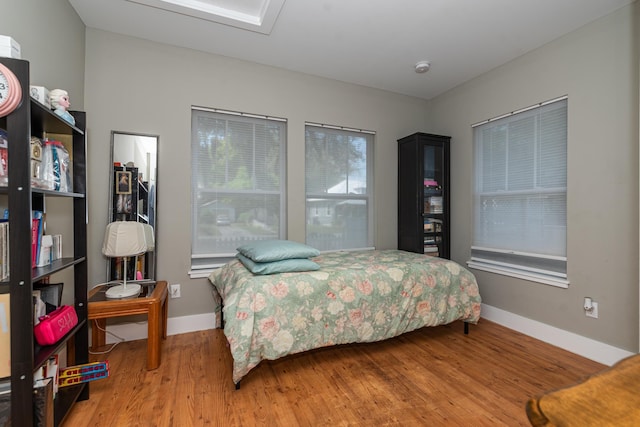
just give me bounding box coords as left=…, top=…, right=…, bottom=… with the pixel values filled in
left=209, top=249, right=482, bottom=384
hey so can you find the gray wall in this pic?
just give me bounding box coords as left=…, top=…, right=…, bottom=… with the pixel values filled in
left=83, top=29, right=430, bottom=318
left=428, top=3, right=640, bottom=352
left=2, top=0, right=86, bottom=301
left=2, top=0, right=85, bottom=106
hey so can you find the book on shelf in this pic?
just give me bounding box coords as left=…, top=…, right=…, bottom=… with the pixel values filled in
left=36, top=235, right=53, bottom=268
left=51, top=234, right=62, bottom=261
left=0, top=294, right=9, bottom=378
left=32, top=218, right=39, bottom=268
left=424, top=245, right=439, bottom=257
left=33, top=377, right=54, bottom=427
left=424, top=218, right=443, bottom=233
left=34, top=282, right=63, bottom=314
left=0, top=221, right=7, bottom=281
left=32, top=210, right=44, bottom=268
left=34, top=355, right=59, bottom=398
left=0, top=380, right=10, bottom=427
left=45, top=356, right=59, bottom=397
left=33, top=290, right=46, bottom=325
left=0, top=129, right=7, bottom=187
left=428, top=196, right=443, bottom=213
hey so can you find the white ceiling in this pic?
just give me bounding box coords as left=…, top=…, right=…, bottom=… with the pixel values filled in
left=69, top=0, right=633, bottom=100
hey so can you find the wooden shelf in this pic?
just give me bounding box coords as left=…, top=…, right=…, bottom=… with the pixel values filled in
left=0, top=57, right=89, bottom=427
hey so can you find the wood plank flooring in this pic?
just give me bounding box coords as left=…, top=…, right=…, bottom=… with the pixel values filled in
left=63, top=320, right=605, bottom=426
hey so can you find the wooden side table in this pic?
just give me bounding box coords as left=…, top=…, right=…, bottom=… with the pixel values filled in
left=88, top=280, right=168, bottom=370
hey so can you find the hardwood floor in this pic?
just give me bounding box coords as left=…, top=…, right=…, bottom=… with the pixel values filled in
left=64, top=320, right=604, bottom=426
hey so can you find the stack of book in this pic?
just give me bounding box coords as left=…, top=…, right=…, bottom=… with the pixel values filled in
left=428, top=196, right=443, bottom=213
left=2, top=209, right=62, bottom=271
left=423, top=243, right=439, bottom=257
left=423, top=219, right=443, bottom=257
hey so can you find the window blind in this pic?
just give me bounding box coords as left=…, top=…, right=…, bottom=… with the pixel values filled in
left=469, top=98, right=568, bottom=287
left=190, top=107, right=286, bottom=273
left=305, top=124, right=374, bottom=251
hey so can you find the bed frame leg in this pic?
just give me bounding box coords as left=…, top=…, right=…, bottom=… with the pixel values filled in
left=464, top=322, right=469, bottom=335
left=235, top=381, right=241, bottom=390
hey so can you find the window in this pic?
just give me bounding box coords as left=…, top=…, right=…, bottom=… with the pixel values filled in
left=305, top=123, right=374, bottom=251
left=190, top=107, right=286, bottom=276
left=468, top=97, right=568, bottom=287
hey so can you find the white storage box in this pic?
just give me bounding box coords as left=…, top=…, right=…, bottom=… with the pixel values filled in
left=0, top=36, right=21, bottom=59
left=30, top=86, right=51, bottom=108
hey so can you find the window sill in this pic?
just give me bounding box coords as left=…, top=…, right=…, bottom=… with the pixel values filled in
left=189, top=267, right=222, bottom=279
left=466, top=260, right=569, bottom=289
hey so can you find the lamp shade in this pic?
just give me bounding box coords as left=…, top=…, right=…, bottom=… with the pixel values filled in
left=141, top=222, right=155, bottom=252
left=102, top=221, right=152, bottom=257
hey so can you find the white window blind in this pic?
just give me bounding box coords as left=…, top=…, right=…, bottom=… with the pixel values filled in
left=305, top=123, right=374, bottom=251
left=190, top=107, right=286, bottom=274
left=469, top=97, right=568, bottom=287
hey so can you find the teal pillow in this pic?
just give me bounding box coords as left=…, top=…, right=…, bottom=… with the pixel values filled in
left=236, top=239, right=320, bottom=262
left=237, top=253, right=320, bottom=275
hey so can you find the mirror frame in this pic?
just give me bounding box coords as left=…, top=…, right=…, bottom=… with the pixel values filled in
left=108, top=130, right=159, bottom=281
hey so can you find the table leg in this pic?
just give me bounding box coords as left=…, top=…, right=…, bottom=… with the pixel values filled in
left=91, top=318, right=107, bottom=349
left=162, top=295, right=168, bottom=340
left=147, top=300, right=161, bottom=370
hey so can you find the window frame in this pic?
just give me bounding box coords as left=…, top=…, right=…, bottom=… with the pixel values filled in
left=189, top=107, right=287, bottom=278
left=468, top=96, right=568, bottom=288
left=304, top=122, right=375, bottom=252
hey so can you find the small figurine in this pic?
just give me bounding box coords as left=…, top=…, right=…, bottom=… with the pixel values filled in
left=49, top=89, right=75, bottom=126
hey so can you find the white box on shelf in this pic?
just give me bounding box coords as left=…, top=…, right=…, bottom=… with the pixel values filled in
left=30, top=86, right=51, bottom=109
left=0, top=35, right=20, bottom=59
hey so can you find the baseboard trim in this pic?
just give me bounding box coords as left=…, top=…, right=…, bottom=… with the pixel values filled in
left=100, top=306, right=634, bottom=367
left=480, top=304, right=634, bottom=366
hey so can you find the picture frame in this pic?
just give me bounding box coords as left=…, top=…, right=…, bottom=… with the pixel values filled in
left=115, top=170, right=132, bottom=194
left=112, top=166, right=138, bottom=220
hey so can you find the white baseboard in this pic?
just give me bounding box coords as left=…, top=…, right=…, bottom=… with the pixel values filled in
left=99, top=305, right=634, bottom=367
left=98, top=312, right=216, bottom=345
left=480, top=304, right=634, bottom=366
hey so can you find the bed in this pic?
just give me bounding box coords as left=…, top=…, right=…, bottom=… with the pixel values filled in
left=209, top=249, right=482, bottom=386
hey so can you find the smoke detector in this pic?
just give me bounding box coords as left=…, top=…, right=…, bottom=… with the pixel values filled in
left=414, top=61, right=431, bottom=74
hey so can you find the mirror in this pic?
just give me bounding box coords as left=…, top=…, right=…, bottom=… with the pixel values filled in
left=108, top=131, right=158, bottom=281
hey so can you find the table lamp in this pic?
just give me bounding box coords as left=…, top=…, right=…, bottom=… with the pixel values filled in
left=102, top=221, right=155, bottom=299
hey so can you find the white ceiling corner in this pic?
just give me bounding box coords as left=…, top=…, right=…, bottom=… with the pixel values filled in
left=125, top=0, right=285, bottom=34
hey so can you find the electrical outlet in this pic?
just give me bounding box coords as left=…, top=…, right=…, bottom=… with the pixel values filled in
left=170, top=284, right=181, bottom=299
left=586, top=302, right=598, bottom=318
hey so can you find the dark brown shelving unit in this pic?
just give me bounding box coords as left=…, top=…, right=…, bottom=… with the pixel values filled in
left=397, top=132, right=450, bottom=259
left=0, top=57, right=89, bottom=426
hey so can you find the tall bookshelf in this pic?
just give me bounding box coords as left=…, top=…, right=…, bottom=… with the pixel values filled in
left=397, top=132, right=450, bottom=259
left=0, top=57, right=89, bottom=426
